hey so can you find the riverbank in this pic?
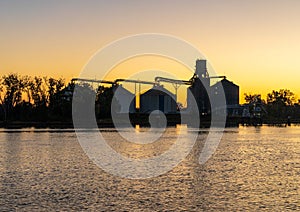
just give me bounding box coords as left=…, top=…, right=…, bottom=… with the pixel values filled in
left=0, top=119, right=299, bottom=129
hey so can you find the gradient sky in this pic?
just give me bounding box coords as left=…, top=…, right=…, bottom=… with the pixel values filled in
left=1, top=0, right=300, bottom=102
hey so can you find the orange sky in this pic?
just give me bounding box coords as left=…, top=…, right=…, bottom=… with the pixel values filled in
left=1, top=1, right=300, bottom=103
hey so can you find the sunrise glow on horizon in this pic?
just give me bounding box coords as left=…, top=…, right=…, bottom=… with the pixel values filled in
left=1, top=0, right=300, bottom=102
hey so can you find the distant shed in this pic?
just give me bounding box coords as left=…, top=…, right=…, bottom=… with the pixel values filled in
left=212, top=78, right=239, bottom=105
left=112, top=85, right=136, bottom=113
left=211, top=78, right=240, bottom=116
left=140, top=85, right=177, bottom=114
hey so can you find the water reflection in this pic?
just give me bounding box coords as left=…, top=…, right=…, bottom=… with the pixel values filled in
left=0, top=127, right=299, bottom=211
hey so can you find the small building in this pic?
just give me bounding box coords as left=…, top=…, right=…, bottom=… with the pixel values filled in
left=211, top=78, right=240, bottom=116
left=140, top=85, right=177, bottom=114
left=60, top=83, right=74, bottom=102
left=112, top=85, right=136, bottom=113
left=211, top=78, right=239, bottom=105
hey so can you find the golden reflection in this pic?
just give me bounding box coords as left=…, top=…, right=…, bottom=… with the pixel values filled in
left=135, top=124, right=140, bottom=133
left=176, top=124, right=188, bottom=135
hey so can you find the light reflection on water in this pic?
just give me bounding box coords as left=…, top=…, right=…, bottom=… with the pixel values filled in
left=0, top=126, right=299, bottom=211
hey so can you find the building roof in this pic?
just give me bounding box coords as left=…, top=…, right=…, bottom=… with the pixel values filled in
left=211, top=78, right=239, bottom=88
left=112, top=85, right=134, bottom=96
left=141, top=85, right=175, bottom=98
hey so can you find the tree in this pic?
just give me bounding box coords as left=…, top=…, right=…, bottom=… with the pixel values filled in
left=2, top=74, right=23, bottom=106
left=95, top=86, right=116, bottom=118
left=243, top=93, right=266, bottom=124
left=267, top=89, right=295, bottom=106
left=46, top=77, right=65, bottom=108
left=0, top=78, right=5, bottom=121
left=30, top=76, right=47, bottom=108
left=266, top=89, right=295, bottom=120
left=244, top=93, right=263, bottom=104
left=46, top=78, right=68, bottom=120
left=1, top=74, right=25, bottom=120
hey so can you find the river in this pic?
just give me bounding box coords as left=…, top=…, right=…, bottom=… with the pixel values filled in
left=0, top=126, right=299, bottom=211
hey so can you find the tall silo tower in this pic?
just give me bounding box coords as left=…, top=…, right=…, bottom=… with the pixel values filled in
left=188, top=59, right=211, bottom=115
left=195, top=59, right=210, bottom=87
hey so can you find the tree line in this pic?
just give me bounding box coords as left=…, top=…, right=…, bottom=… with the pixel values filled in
left=244, top=90, right=300, bottom=123
left=0, top=73, right=299, bottom=123
left=0, top=73, right=114, bottom=122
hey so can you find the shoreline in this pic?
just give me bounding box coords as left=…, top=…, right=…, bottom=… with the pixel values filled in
left=0, top=120, right=299, bottom=129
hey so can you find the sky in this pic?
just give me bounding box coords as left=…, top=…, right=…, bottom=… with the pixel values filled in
left=1, top=0, right=300, bottom=102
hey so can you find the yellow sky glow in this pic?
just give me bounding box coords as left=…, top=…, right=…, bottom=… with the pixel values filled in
left=1, top=1, right=300, bottom=103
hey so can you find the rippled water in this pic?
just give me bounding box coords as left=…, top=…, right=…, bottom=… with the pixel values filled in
left=0, top=126, right=299, bottom=211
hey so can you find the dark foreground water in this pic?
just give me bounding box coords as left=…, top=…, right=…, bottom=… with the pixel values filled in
left=0, top=126, right=299, bottom=211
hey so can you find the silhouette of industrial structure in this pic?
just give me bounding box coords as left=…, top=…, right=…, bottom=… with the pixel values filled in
left=72, top=59, right=240, bottom=126
left=140, top=85, right=177, bottom=114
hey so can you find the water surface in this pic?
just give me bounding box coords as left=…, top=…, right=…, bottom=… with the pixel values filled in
left=0, top=126, right=299, bottom=211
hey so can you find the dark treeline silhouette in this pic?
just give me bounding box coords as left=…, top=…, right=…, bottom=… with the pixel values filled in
left=244, top=90, right=300, bottom=124
left=0, top=73, right=300, bottom=126
left=0, top=74, right=68, bottom=122
left=0, top=74, right=114, bottom=124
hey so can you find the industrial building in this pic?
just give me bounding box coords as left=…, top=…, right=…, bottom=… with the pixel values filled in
left=211, top=79, right=239, bottom=105
left=211, top=78, right=240, bottom=116
left=187, top=60, right=211, bottom=115
left=187, top=59, right=240, bottom=117
left=112, top=84, right=136, bottom=113
left=72, top=59, right=240, bottom=123
left=140, top=85, right=177, bottom=114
